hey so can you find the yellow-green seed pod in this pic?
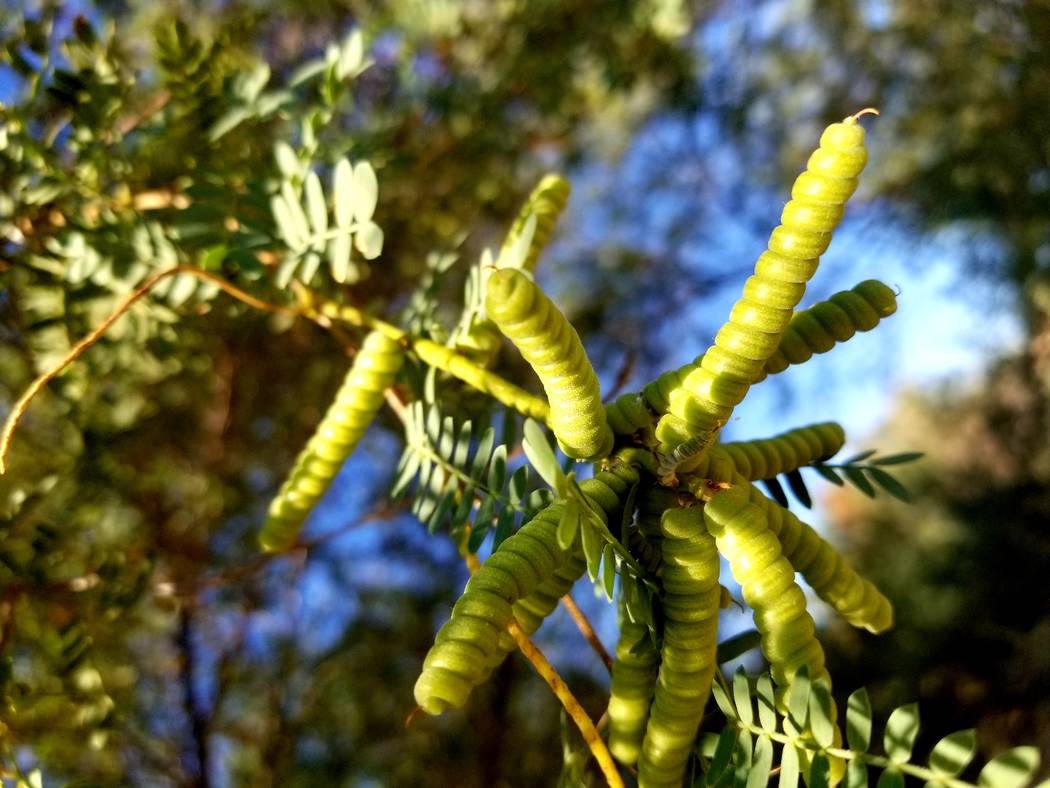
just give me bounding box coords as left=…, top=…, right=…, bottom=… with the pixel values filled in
left=760, top=279, right=897, bottom=380
left=453, top=175, right=572, bottom=367
left=720, top=422, right=846, bottom=481
left=655, top=114, right=872, bottom=462
left=485, top=268, right=613, bottom=460
left=497, top=173, right=572, bottom=273
left=605, top=392, right=654, bottom=436
left=259, top=331, right=404, bottom=552
left=620, top=278, right=893, bottom=422
left=703, top=485, right=830, bottom=691
left=742, top=475, right=893, bottom=633
left=414, top=464, right=638, bottom=715
left=638, top=504, right=720, bottom=788
left=608, top=617, right=660, bottom=767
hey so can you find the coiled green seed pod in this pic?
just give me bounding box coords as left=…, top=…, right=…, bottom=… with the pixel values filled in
left=414, top=464, right=638, bottom=714
left=641, top=363, right=694, bottom=417
left=259, top=331, right=404, bottom=552
left=485, top=268, right=613, bottom=460
left=454, top=175, right=572, bottom=366
left=638, top=504, right=720, bottom=788
left=605, top=392, right=653, bottom=436
left=608, top=616, right=660, bottom=767
left=703, top=485, right=830, bottom=690
left=759, top=280, right=897, bottom=381
left=655, top=115, right=871, bottom=462
left=497, top=174, right=572, bottom=273
left=741, top=475, right=893, bottom=633
left=719, top=422, right=846, bottom=481
left=617, top=278, right=892, bottom=424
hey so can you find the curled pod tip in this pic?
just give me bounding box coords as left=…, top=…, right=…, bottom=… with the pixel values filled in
left=485, top=268, right=613, bottom=461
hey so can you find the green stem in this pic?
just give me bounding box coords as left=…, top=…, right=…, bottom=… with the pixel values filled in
left=730, top=720, right=978, bottom=788
left=316, top=302, right=550, bottom=423
left=405, top=434, right=532, bottom=520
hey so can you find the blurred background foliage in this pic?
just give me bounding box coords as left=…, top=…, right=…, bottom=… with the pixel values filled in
left=0, top=0, right=1047, bottom=785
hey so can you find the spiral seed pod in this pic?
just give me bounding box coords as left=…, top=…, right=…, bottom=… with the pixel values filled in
left=720, top=422, right=846, bottom=481
left=486, top=268, right=613, bottom=460
left=742, top=476, right=893, bottom=633
left=655, top=114, right=871, bottom=462
left=605, top=392, right=653, bottom=436
left=622, top=278, right=892, bottom=421
left=639, top=504, right=720, bottom=788
left=259, top=331, right=404, bottom=552
left=453, top=175, right=572, bottom=367
left=479, top=550, right=587, bottom=672
left=759, top=280, right=897, bottom=381
left=682, top=444, right=738, bottom=486
left=608, top=616, right=660, bottom=766
left=497, top=173, right=572, bottom=273
left=641, top=363, right=694, bottom=415
left=414, top=464, right=638, bottom=714
left=703, top=485, right=830, bottom=691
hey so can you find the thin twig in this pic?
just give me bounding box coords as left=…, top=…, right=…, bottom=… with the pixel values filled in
left=461, top=547, right=623, bottom=788
left=504, top=620, right=623, bottom=788
left=602, top=349, right=636, bottom=404
left=316, top=300, right=550, bottom=423
left=561, top=594, right=613, bottom=675
left=0, top=266, right=298, bottom=474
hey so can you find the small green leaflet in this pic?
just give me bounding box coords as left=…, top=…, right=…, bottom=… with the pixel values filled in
left=733, top=669, right=754, bottom=727
left=883, top=703, right=920, bottom=763
left=557, top=498, right=581, bottom=550
left=977, top=747, right=1040, bottom=788
left=846, top=687, right=873, bottom=752
left=522, top=419, right=564, bottom=491
left=929, top=729, right=977, bottom=776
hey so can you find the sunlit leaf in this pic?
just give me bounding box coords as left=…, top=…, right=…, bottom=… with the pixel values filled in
left=333, top=159, right=355, bottom=227
left=978, top=747, right=1040, bottom=788
left=304, top=171, right=328, bottom=236
left=756, top=673, right=777, bottom=733
left=601, top=544, right=615, bottom=600
left=354, top=221, right=384, bottom=260
left=884, top=703, right=920, bottom=763
left=581, top=519, right=602, bottom=580
left=711, top=680, right=736, bottom=720
left=352, top=161, right=378, bottom=221
left=809, top=679, right=835, bottom=748
left=845, top=759, right=868, bottom=788
left=786, top=666, right=810, bottom=733
left=557, top=499, right=581, bottom=550
left=778, top=744, right=800, bottom=788
left=745, top=735, right=773, bottom=788
left=522, top=419, right=562, bottom=489
left=733, top=669, right=754, bottom=727
left=846, top=688, right=872, bottom=752
left=929, top=729, right=977, bottom=777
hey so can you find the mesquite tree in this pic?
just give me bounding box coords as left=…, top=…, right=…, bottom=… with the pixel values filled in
left=0, top=6, right=1044, bottom=787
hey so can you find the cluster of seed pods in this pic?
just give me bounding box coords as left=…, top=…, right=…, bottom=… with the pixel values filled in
left=258, top=112, right=896, bottom=787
